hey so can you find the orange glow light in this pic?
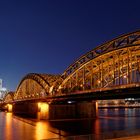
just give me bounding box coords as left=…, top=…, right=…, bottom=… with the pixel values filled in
left=7, top=104, right=13, bottom=112
left=38, top=102, right=49, bottom=120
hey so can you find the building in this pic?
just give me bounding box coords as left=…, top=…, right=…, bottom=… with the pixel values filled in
left=0, top=79, right=7, bottom=99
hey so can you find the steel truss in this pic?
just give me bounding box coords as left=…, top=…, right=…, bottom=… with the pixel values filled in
left=11, top=30, right=140, bottom=100
left=14, top=73, right=60, bottom=100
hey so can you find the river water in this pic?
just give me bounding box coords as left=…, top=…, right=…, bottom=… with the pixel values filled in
left=0, top=108, right=140, bottom=140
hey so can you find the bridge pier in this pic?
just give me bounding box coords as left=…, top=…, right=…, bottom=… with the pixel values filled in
left=37, top=102, right=49, bottom=120
left=0, top=104, right=13, bottom=112
left=49, top=101, right=98, bottom=120
left=13, top=102, right=38, bottom=118
left=11, top=101, right=98, bottom=120
left=7, top=104, right=13, bottom=112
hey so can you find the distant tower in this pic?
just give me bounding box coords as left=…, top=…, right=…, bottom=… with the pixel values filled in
left=0, top=79, right=7, bottom=99
left=0, top=79, right=2, bottom=89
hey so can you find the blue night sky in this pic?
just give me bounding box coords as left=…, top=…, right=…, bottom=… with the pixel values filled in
left=0, top=0, right=140, bottom=91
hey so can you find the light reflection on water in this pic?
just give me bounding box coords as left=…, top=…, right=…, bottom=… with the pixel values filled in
left=5, top=113, right=12, bottom=140
left=0, top=108, right=140, bottom=139
left=98, top=108, right=140, bottom=132
left=35, top=121, right=58, bottom=140
left=0, top=112, right=59, bottom=140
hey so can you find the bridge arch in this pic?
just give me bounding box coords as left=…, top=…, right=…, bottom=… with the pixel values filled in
left=58, top=30, right=140, bottom=94
left=14, top=73, right=60, bottom=100
left=3, top=91, right=14, bottom=103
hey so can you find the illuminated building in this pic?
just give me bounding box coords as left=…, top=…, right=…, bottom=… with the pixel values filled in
left=0, top=79, right=7, bottom=99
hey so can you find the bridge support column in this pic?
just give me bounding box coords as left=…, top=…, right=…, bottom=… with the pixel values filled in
left=49, top=101, right=98, bottom=120
left=7, top=104, right=13, bottom=112
left=37, top=102, right=49, bottom=120
left=76, top=101, right=98, bottom=118
left=2, top=104, right=13, bottom=112
left=12, top=101, right=98, bottom=120
left=13, top=102, right=38, bottom=118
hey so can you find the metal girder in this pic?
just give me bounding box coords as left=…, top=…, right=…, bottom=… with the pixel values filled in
left=62, top=30, right=140, bottom=79
left=6, top=30, right=140, bottom=102
left=14, top=73, right=60, bottom=100
left=59, top=31, right=140, bottom=95
left=3, top=91, right=14, bottom=103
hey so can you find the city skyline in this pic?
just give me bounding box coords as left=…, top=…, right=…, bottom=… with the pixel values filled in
left=0, top=0, right=140, bottom=91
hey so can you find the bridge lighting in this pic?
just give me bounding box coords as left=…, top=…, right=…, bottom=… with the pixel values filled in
left=98, top=80, right=101, bottom=84
left=59, top=85, right=62, bottom=89
left=123, top=75, right=127, bottom=78
left=38, top=102, right=49, bottom=114
left=38, top=102, right=41, bottom=109
left=67, top=101, right=75, bottom=104
left=49, top=86, right=54, bottom=94
left=68, top=101, right=72, bottom=104
left=126, top=98, right=135, bottom=101
left=7, top=104, right=13, bottom=112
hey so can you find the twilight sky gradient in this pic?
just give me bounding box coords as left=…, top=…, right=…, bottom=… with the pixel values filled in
left=0, top=0, right=140, bottom=91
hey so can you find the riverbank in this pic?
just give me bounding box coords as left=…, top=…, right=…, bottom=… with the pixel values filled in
left=99, top=105, right=140, bottom=108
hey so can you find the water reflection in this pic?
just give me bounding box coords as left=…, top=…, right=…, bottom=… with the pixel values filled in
left=35, top=121, right=58, bottom=139
left=99, top=108, right=140, bottom=132
left=4, top=113, right=13, bottom=140
left=1, top=108, right=140, bottom=139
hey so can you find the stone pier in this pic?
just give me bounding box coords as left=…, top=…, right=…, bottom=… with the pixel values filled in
left=49, top=101, right=98, bottom=120
left=11, top=101, right=98, bottom=120
left=13, top=102, right=38, bottom=118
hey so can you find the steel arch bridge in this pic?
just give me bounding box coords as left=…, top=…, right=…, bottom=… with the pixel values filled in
left=4, top=30, right=140, bottom=102
left=3, top=91, right=14, bottom=103
left=58, top=30, right=140, bottom=95
left=13, top=73, right=61, bottom=101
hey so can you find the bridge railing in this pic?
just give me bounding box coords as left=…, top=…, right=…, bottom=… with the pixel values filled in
left=58, top=83, right=140, bottom=96
left=59, top=82, right=140, bottom=95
